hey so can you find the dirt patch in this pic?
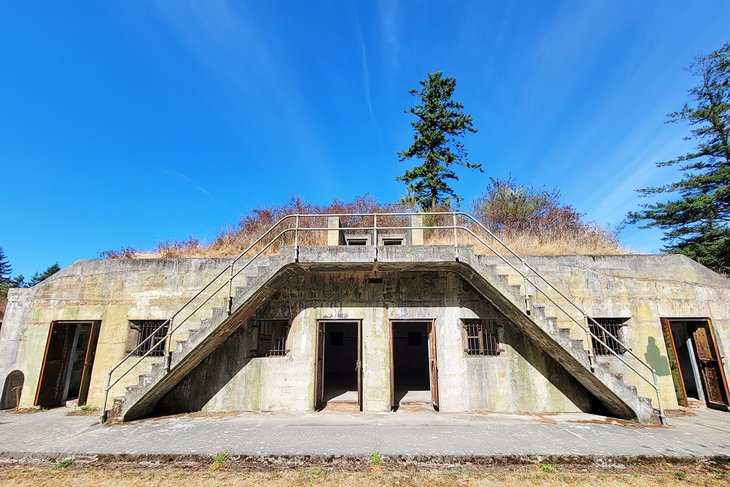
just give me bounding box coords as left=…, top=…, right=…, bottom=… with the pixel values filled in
left=0, top=462, right=727, bottom=486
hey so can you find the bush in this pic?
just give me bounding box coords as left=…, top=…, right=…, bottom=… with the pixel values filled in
left=470, top=177, right=622, bottom=255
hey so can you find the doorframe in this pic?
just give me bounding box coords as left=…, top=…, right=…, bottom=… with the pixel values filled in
left=35, top=320, right=100, bottom=407
left=314, top=319, right=363, bottom=411
left=661, top=317, right=730, bottom=409
left=389, top=319, right=439, bottom=411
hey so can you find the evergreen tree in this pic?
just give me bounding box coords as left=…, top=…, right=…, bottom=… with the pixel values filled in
left=28, top=263, right=61, bottom=286
left=627, top=43, right=730, bottom=274
left=0, top=247, right=11, bottom=285
left=397, top=72, right=482, bottom=209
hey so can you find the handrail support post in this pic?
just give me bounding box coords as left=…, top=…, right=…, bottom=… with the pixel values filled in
left=294, top=214, right=300, bottom=262
left=373, top=213, right=378, bottom=262
left=452, top=212, right=459, bottom=261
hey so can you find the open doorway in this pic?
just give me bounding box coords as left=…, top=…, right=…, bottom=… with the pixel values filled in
left=390, top=320, right=439, bottom=411
left=661, top=318, right=729, bottom=410
left=314, top=320, right=361, bottom=411
left=35, top=321, right=100, bottom=408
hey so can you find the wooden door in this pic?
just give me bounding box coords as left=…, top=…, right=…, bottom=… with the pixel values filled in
left=661, top=318, right=689, bottom=407
left=692, top=324, right=730, bottom=409
left=77, top=321, right=101, bottom=406
left=389, top=322, right=395, bottom=410
left=35, top=322, right=74, bottom=407
left=314, top=322, right=325, bottom=410
left=428, top=321, right=440, bottom=411
left=357, top=320, right=362, bottom=411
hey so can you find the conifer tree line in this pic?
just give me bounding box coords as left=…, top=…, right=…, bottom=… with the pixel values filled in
left=0, top=246, right=60, bottom=297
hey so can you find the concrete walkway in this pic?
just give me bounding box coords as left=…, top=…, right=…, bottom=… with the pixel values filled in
left=0, top=407, right=729, bottom=463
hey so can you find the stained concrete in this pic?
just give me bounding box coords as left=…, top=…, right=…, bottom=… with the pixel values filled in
left=0, top=407, right=728, bottom=461
left=1, top=250, right=729, bottom=421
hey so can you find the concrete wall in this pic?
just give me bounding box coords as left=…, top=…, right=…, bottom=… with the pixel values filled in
left=0, top=258, right=231, bottom=409
left=157, top=270, right=601, bottom=414
left=1, top=252, right=728, bottom=415
left=493, top=254, right=730, bottom=409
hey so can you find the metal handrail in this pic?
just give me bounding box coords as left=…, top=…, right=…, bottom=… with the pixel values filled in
left=101, top=211, right=664, bottom=424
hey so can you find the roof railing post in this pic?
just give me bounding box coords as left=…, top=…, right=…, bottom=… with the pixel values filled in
left=373, top=213, right=378, bottom=262
left=452, top=212, right=459, bottom=261
left=294, top=214, right=300, bottom=262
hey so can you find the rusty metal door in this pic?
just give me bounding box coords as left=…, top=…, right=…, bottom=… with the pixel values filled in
left=389, top=322, right=395, bottom=410
left=314, top=322, right=325, bottom=410
left=35, top=322, right=74, bottom=407
left=428, top=321, right=440, bottom=411
left=77, top=321, right=101, bottom=406
left=357, top=320, right=362, bottom=411
left=692, top=324, right=730, bottom=409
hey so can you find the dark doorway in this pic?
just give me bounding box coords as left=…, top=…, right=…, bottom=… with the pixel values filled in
left=662, top=318, right=729, bottom=410
left=35, top=321, right=100, bottom=408
left=314, top=320, right=361, bottom=410
left=390, top=320, right=438, bottom=410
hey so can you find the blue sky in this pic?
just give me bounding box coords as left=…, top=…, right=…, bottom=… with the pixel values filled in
left=1, top=1, right=729, bottom=278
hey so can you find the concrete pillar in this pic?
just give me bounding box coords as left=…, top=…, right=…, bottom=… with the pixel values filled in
left=327, top=216, right=341, bottom=246
left=410, top=214, right=424, bottom=245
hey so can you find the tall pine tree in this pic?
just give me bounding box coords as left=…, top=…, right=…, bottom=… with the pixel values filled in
left=397, top=72, right=482, bottom=209
left=627, top=43, right=730, bottom=274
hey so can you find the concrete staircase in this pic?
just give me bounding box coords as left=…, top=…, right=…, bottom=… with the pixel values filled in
left=108, top=253, right=297, bottom=422
left=106, top=243, right=659, bottom=424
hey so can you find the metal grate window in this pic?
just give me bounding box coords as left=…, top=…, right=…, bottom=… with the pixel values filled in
left=256, top=320, right=290, bottom=357
left=589, top=318, right=628, bottom=355
left=463, top=319, right=501, bottom=356
left=130, top=320, right=169, bottom=357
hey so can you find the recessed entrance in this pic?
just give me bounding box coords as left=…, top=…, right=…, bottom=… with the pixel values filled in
left=390, top=320, right=439, bottom=411
left=314, top=320, right=362, bottom=411
left=35, top=321, right=101, bottom=408
left=661, top=318, right=730, bottom=410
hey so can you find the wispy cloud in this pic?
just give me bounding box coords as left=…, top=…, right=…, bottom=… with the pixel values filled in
left=353, top=6, right=384, bottom=144
left=160, top=168, right=226, bottom=207
left=151, top=0, right=338, bottom=193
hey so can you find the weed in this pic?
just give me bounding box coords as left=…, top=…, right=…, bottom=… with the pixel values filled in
left=370, top=452, right=383, bottom=465
left=209, top=450, right=228, bottom=471
left=538, top=463, right=556, bottom=473
left=673, top=471, right=687, bottom=480
left=53, top=457, right=75, bottom=469
left=79, top=404, right=96, bottom=412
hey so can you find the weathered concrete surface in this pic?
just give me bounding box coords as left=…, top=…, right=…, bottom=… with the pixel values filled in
left=157, top=269, right=602, bottom=416
left=0, top=407, right=728, bottom=461
left=1, top=248, right=728, bottom=423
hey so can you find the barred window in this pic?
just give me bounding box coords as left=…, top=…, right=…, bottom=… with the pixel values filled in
left=255, top=320, right=290, bottom=357
left=463, top=319, right=501, bottom=356
left=589, top=318, right=629, bottom=355
left=129, top=320, right=169, bottom=357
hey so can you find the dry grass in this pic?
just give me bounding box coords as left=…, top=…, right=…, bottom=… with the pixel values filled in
left=0, top=463, right=727, bottom=487
left=99, top=194, right=628, bottom=260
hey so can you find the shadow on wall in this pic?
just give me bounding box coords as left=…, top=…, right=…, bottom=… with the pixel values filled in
left=154, top=326, right=256, bottom=416
left=1, top=370, right=24, bottom=409
left=504, top=326, right=608, bottom=415
left=644, top=337, right=671, bottom=377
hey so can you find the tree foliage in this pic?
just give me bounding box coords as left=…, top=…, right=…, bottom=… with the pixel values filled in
left=28, top=263, right=61, bottom=287
left=627, top=43, right=730, bottom=274
left=397, top=72, right=482, bottom=209
left=472, top=177, right=617, bottom=245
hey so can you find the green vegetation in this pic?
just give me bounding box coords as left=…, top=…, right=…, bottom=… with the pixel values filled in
left=53, top=456, right=75, bottom=469
left=210, top=450, right=229, bottom=471
left=627, top=43, right=730, bottom=275
left=0, top=246, right=60, bottom=296
left=369, top=451, right=382, bottom=465
left=538, top=463, right=556, bottom=473
left=397, top=72, right=482, bottom=209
